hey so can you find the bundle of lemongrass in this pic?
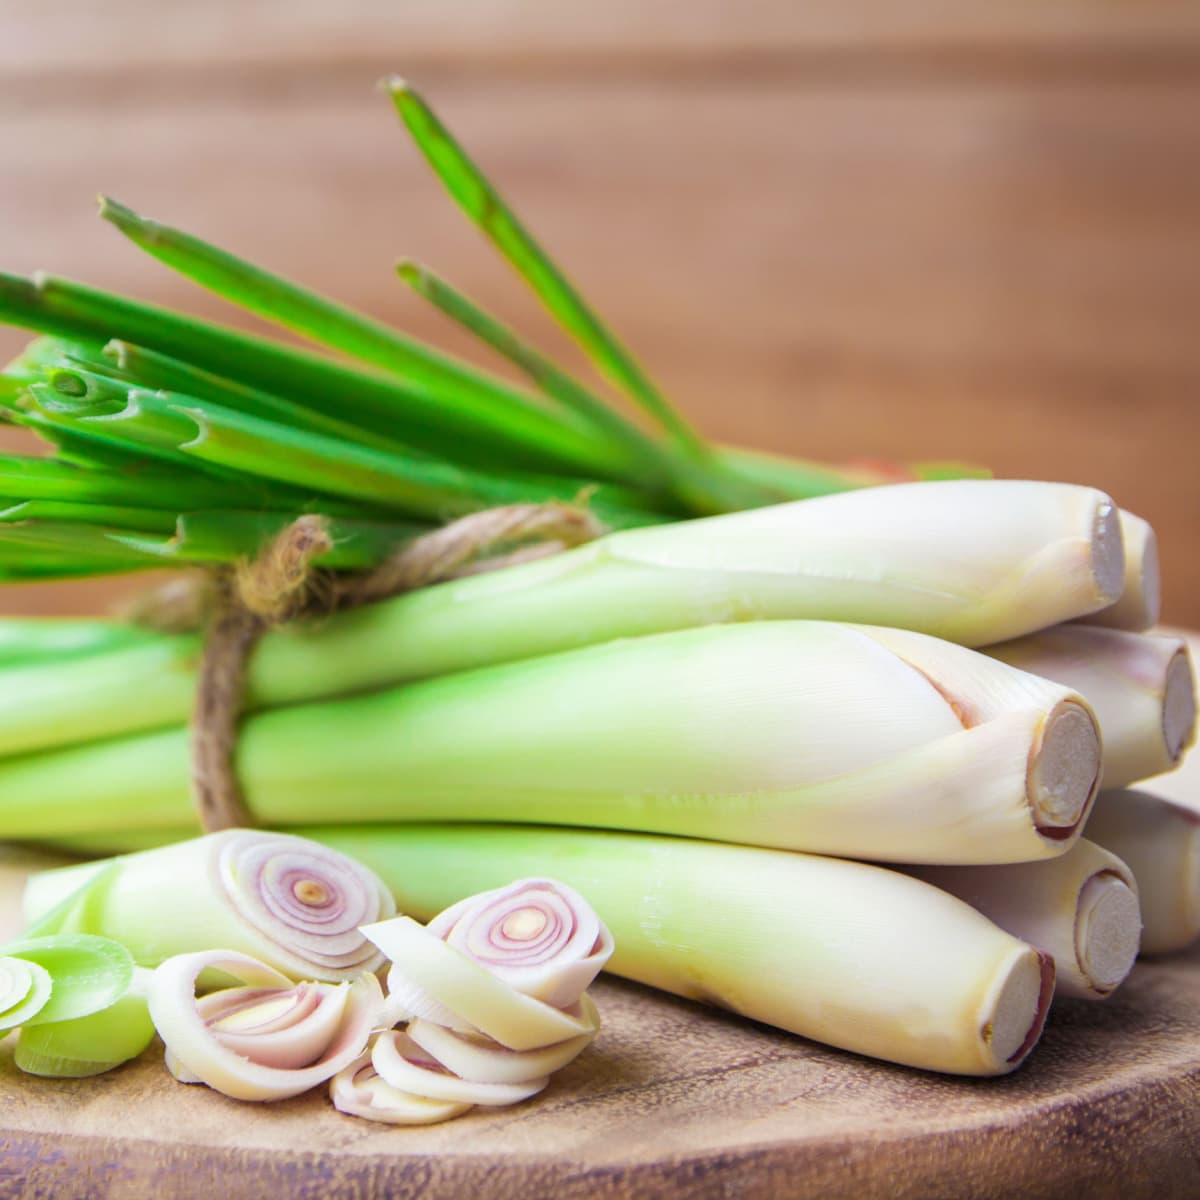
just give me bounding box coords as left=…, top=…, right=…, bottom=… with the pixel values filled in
left=0, top=80, right=1196, bottom=1081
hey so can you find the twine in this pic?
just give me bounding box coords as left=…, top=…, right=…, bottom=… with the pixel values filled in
left=132, top=504, right=605, bottom=833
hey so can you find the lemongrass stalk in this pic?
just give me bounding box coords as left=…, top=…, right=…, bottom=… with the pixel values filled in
left=986, top=626, right=1196, bottom=789
left=0, top=271, right=629, bottom=479
left=906, top=839, right=1140, bottom=1000
left=0, top=616, right=160, bottom=666
left=23, top=831, right=395, bottom=982
left=387, top=80, right=704, bottom=461
left=0, top=622, right=1099, bottom=863
left=1076, top=512, right=1160, bottom=632
left=0, top=480, right=1121, bottom=762
left=1085, top=790, right=1200, bottom=954
left=15, top=970, right=155, bottom=1077
left=314, top=824, right=1051, bottom=1076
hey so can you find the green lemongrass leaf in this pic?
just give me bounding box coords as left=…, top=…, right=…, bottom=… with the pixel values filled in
left=395, top=260, right=754, bottom=513
left=0, top=270, right=626, bottom=478
left=45, top=384, right=664, bottom=526
left=0, top=451, right=368, bottom=520
left=114, top=510, right=430, bottom=570
left=396, top=261, right=660, bottom=462
left=22, top=386, right=413, bottom=519
left=1, top=934, right=134, bottom=1025
left=387, top=80, right=704, bottom=457
left=0, top=499, right=180, bottom=534
left=15, top=986, right=155, bottom=1077
left=0, top=617, right=159, bottom=667
left=0, top=522, right=163, bottom=576
left=59, top=350, right=408, bottom=458
left=97, top=197, right=621, bottom=461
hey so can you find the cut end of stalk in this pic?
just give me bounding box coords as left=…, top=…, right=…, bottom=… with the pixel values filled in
left=1090, top=499, right=1125, bottom=607
left=1075, top=871, right=1141, bottom=995
left=1163, top=649, right=1197, bottom=766
left=1028, top=701, right=1101, bottom=840
left=987, top=949, right=1054, bottom=1069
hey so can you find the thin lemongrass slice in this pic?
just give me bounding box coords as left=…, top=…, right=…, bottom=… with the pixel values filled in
left=0, top=934, right=134, bottom=1025
left=907, top=839, right=1141, bottom=1000
left=24, top=831, right=396, bottom=981
left=372, top=1030, right=548, bottom=1106
left=406, top=995, right=599, bottom=1086
left=15, top=975, right=156, bottom=1077
left=386, top=81, right=704, bottom=459
left=361, top=917, right=594, bottom=1052
left=322, top=825, right=1054, bottom=1076
left=986, top=626, right=1196, bottom=789
left=1086, top=790, right=1200, bottom=954
left=1077, top=512, right=1160, bottom=632
left=0, top=622, right=1098, bottom=864
left=0, top=479, right=1122, bottom=765
left=0, top=955, right=53, bottom=1030
left=147, top=949, right=382, bottom=1101
left=330, top=1052, right=474, bottom=1125
left=428, top=879, right=613, bottom=1008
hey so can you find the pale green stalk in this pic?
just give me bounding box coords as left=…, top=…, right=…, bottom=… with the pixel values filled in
left=0, top=617, right=160, bottom=666
left=309, top=823, right=1054, bottom=1076
left=0, top=622, right=1099, bottom=864
left=0, top=480, right=1121, bottom=760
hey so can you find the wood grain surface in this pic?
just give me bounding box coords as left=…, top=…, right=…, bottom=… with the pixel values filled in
left=0, top=940, right=1197, bottom=1200
left=1, top=1, right=1198, bottom=624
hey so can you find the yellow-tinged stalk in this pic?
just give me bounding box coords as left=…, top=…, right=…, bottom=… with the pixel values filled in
left=906, top=839, right=1141, bottom=1000
left=1076, top=512, right=1160, bottom=632
left=1085, top=790, right=1200, bottom=954
left=985, top=626, right=1196, bottom=790
left=0, top=623, right=1101, bottom=864
left=311, top=824, right=1055, bottom=1077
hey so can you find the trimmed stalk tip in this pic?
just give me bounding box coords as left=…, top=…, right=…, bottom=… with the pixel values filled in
left=1163, top=650, right=1198, bottom=766
left=1075, top=871, right=1142, bottom=994
left=1028, top=701, right=1101, bottom=839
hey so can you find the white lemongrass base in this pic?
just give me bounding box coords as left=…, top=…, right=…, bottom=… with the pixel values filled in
left=1085, top=790, right=1200, bottom=954
left=907, top=839, right=1141, bottom=999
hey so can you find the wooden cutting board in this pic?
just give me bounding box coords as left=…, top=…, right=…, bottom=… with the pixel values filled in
left=1, top=918, right=1197, bottom=1199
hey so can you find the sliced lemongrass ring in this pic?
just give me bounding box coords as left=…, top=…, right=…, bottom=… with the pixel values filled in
left=330, top=1051, right=474, bottom=1125
left=148, top=949, right=382, bottom=1101
left=372, top=1030, right=548, bottom=1106
left=406, top=994, right=599, bottom=1086
left=361, top=917, right=597, bottom=1051
left=430, top=879, right=614, bottom=1008
left=0, top=956, right=53, bottom=1031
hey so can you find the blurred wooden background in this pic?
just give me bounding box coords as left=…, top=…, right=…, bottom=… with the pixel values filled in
left=1, top=0, right=1198, bottom=623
